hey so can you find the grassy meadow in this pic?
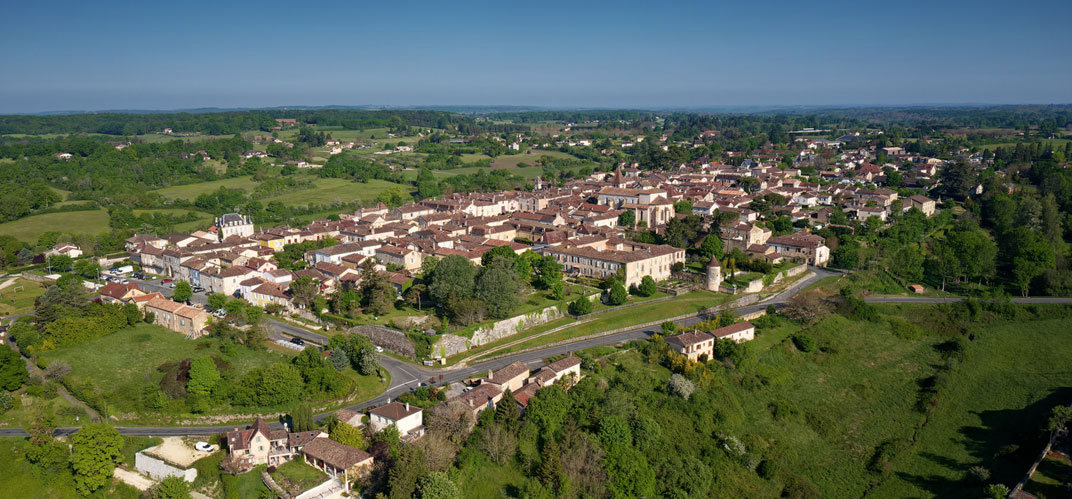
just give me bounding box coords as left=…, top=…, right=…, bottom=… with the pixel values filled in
left=0, top=210, right=112, bottom=243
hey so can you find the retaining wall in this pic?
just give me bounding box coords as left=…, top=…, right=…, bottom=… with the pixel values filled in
left=134, top=451, right=197, bottom=483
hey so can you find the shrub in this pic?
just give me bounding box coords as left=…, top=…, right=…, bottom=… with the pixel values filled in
left=637, top=276, right=657, bottom=297
left=608, top=283, right=628, bottom=305
left=667, top=374, right=694, bottom=400
left=568, top=297, right=592, bottom=316
left=966, top=465, right=990, bottom=483
left=791, top=332, right=816, bottom=353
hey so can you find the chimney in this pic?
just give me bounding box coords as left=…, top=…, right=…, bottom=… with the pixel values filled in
left=405, top=402, right=410, bottom=411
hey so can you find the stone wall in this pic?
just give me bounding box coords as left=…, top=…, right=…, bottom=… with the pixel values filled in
left=471, top=304, right=565, bottom=346
left=431, top=334, right=469, bottom=359
left=135, top=451, right=197, bottom=483
left=348, top=325, right=416, bottom=358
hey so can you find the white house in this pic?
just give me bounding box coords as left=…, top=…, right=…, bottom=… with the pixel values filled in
left=368, top=402, right=424, bottom=441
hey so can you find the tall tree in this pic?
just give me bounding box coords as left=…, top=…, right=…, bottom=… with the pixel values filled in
left=70, top=424, right=123, bottom=495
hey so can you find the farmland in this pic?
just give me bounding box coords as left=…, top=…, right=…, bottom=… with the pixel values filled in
left=0, top=210, right=111, bottom=243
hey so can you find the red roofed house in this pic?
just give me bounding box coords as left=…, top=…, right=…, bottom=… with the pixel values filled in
left=666, top=330, right=716, bottom=362
left=98, top=282, right=144, bottom=304
left=143, top=296, right=210, bottom=338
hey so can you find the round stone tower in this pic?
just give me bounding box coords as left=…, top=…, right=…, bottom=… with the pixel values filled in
left=706, top=256, right=722, bottom=292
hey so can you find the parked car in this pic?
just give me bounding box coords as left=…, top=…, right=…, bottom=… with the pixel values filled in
left=169, top=282, right=176, bottom=288
left=194, top=442, right=215, bottom=452
left=161, top=279, right=173, bottom=284
left=120, top=279, right=130, bottom=284
left=375, top=346, right=384, bottom=353
left=192, top=286, right=205, bottom=293
left=290, top=337, right=305, bottom=346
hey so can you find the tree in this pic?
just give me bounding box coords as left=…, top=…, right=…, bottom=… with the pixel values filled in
left=153, top=476, right=191, bottom=499
left=289, top=276, right=319, bottom=308
left=537, top=439, right=563, bottom=487
left=172, top=281, right=193, bottom=303
left=698, top=234, right=723, bottom=262
left=937, top=159, right=979, bottom=201
left=618, top=209, right=635, bottom=227
left=661, top=321, right=677, bottom=335
left=0, top=346, right=29, bottom=391
left=475, top=256, right=520, bottom=319
left=495, top=389, right=520, bottom=426
left=637, top=275, right=657, bottom=297
left=206, top=293, right=228, bottom=311
left=429, top=254, right=476, bottom=308
left=388, top=438, right=423, bottom=498
left=186, top=356, right=220, bottom=396
left=291, top=404, right=314, bottom=432
left=328, top=348, right=349, bottom=370
left=404, top=283, right=427, bottom=310
left=415, top=471, right=461, bottom=499
left=70, top=423, right=123, bottom=495
left=673, top=200, right=693, bottom=214
left=667, top=373, right=695, bottom=400
left=608, top=282, right=628, bottom=305
left=568, top=296, right=592, bottom=315
left=531, top=254, right=563, bottom=290
left=330, top=421, right=367, bottom=449
left=549, top=280, right=565, bottom=300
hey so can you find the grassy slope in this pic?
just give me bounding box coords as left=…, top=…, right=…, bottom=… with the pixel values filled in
left=0, top=439, right=141, bottom=499
left=152, top=176, right=260, bottom=200
left=39, top=323, right=293, bottom=419
left=260, top=178, right=411, bottom=206
left=0, top=210, right=111, bottom=243
left=871, top=316, right=1072, bottom=498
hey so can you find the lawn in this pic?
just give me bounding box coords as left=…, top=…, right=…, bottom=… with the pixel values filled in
left=477, top=290, right=735, bottom=359
left=0, top=209, right=111, bottom=243
left=0, top=278, right=47, bottom=316
left=38, top=323, right=295, bottom=422
left=270, top=459, right=327, bottom=495
left=152, top=176, right=260, bottom=200
left=870, top=315, right=1072, bottom=498
left=0, top=438, right=141, bottom=499
left=1024, top=452, right=1071, bottom=498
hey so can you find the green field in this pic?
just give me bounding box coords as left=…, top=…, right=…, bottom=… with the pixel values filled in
left=0, top=439, right=141, bottom=499
left=261, top=178, right=411, bottom=206
left=0, top=209, right=111, bottom=243
left=270, top=459, right=327, bottom=495
left=0, top=278, right=47, bottom=316
left=871, top=313, right=1072, bottom=497
left=39, top=323, right=295, bottom=422
left=978, top=138, right=1071, bottom=150
left=152, top=176, right=260, bottom=200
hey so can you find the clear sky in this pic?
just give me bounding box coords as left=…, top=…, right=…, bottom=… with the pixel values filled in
left=2, top=0, right=1070, bottom=113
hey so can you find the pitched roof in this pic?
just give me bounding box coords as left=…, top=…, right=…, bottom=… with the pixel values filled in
left=369, top=401, right=421, bottom=422
left=710, top=321, right=754, bottom=338
left=666, top=331, right=713, bottom=347
left=491, top=361, right=529, bottom=383
left=547, top=356, right=581, bottom=373
left=301, top=438, right=372, bottom=470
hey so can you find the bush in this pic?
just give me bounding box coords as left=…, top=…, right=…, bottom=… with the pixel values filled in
left=568, top=297, right=593, bottom=316
left=966, top=465, right=990, bottom=484
left=791, top=332, right=816, bottom=353
left=608, top=283, right=628, bottom=306
left=637, top=276, right=657, bottom=297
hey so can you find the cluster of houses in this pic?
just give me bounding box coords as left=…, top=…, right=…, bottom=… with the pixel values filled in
left=106, top=130, right=947, bottom=338
left=222, top=354, right=581, bottom=491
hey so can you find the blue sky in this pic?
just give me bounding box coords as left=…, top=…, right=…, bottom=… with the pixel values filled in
left=1, top=0, right=1070, bottom=113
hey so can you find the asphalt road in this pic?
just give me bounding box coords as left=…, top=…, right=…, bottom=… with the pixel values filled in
left=0, top=267, right=837, bottom=438
left=863, top=296, right=1072, bottom=304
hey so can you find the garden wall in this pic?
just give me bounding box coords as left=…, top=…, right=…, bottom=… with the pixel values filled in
left=135, top=451, right=197, bottom=483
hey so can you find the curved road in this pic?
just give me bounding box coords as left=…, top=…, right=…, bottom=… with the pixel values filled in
left=1, top=267, right=838, bottom=438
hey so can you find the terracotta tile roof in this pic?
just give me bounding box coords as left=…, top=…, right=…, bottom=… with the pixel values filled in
left=711, top=321, right=754, bottom=338
left=666, top=330, right=714, bottom=347
left=301, top=438, right=372, bottom=470
left=547, top=356, right=581, bottom=373
left=492, top=361, right=529, bottom=384
left=369, top=401, right=421, bottom=421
